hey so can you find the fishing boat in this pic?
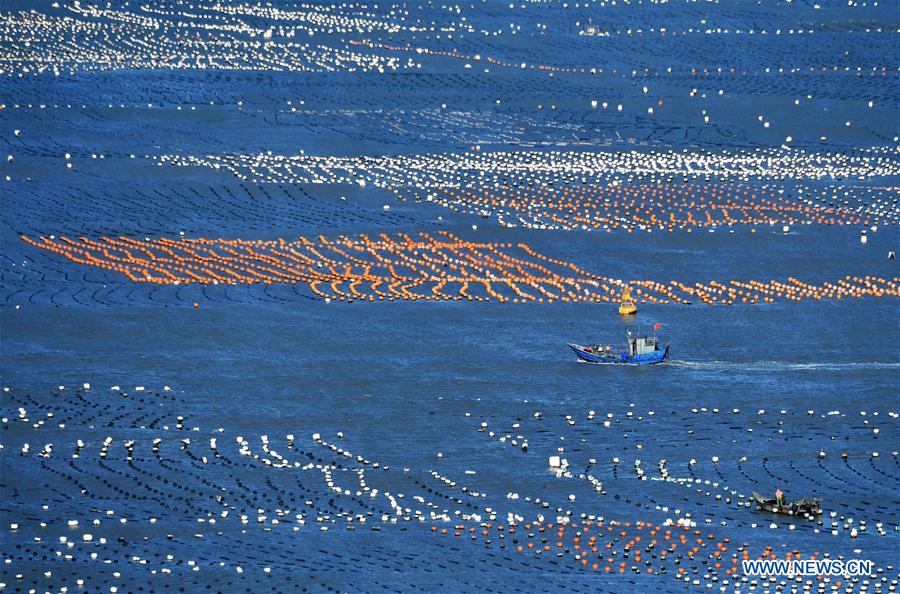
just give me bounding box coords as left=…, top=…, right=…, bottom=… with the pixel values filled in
left=568, top=324, right=669, bottom=365
left=579, top=21, right=600, bottom=36
left=751, top=492, right=822, bottom=517
left=618, top=286, right=637, bottom=316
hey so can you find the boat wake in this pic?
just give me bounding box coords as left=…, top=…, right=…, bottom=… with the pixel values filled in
left=667, top=360, right=900, bottom=371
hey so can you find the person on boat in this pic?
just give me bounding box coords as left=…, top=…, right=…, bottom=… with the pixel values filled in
left=775, top=488, right=785, bottom=506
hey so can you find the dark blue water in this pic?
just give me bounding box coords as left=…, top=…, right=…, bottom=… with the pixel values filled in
left=2, top=0, right=899, bottom=592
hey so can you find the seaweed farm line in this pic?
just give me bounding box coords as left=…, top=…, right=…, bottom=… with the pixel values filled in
left=21, top=233, right=899, bottom=304
left=2, top=382, right=898, bottom=594
left=428, top=183, right=896, bottom=232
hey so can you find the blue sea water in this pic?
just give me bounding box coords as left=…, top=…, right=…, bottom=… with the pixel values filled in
left=1, top=0, right=899, bottom=592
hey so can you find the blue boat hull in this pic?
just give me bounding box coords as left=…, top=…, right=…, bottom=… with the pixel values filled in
left=568, top=343, right=670, bottom=365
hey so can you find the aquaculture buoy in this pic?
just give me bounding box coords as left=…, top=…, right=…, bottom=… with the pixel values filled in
left=618, top=286, right=637, bottom=316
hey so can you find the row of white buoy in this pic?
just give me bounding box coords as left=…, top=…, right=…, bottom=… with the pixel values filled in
left=5, top=382, right=899, bottom=593
left=156, top=145, right=900, bottom=188
left=3, top=2, right=424, bottom=76
left=485, top=398, right=900, bottom=553
left=145, top=144, right=900, bottom=232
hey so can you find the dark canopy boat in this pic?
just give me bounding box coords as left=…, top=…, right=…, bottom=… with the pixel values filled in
left=751, top=492, right=822, bottom=516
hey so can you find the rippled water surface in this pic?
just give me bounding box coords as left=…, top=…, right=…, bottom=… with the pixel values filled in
left=1, top=0, right=899, bottom=592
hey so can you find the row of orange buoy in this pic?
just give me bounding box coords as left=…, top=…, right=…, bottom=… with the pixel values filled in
left=436, top=182, right=875, bottom=232
left=21, top=232, right=899, bottom=305
left=432, top=519, right=833, bottom=586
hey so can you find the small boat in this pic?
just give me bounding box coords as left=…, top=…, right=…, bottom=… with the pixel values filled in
left=580, top=21, right=600, bottom=36
left=618, top=286, right=637, bottom=316
left=568, top=326, right=669, bottom=365
left=751, top=492, right=822, bottom=517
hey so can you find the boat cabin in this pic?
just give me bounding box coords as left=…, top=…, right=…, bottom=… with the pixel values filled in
left=628, top=335, right=659, bottom=356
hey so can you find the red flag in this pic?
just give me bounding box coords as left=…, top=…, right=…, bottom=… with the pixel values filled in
left=653, top=322, right=662, bottom=332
